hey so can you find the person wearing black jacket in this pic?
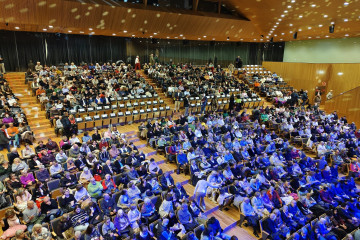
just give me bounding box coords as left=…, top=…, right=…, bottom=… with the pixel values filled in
left=60, top=172, right=78, bottom=189
left=183, top=95, right=189, bottom=116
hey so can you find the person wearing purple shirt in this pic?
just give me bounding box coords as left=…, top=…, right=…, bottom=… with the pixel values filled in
left=20, top=170, right=36, bottom=187
left=2, top=114, right=14, bottom=124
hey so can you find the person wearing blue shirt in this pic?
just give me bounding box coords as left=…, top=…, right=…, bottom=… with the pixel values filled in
left=176, top=150, right=189, bottom=175
left=241, top=197, right=260, bottom=237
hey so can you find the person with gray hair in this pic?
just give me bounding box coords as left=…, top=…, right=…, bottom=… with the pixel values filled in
left=22, top=201, right=45, bottom=233
left=31, top=224, right=51, bottom=240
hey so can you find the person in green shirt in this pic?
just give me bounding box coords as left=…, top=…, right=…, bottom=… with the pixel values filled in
left=260, top=113, right=269, bottom=122
left=87, top=178, right=103, bottom=200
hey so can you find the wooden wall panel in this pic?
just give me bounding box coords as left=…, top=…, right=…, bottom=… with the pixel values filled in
left=262, top=62, right=331, bottom=103
left=262, top=62, right=360, bottom=103
left=324, top=87, right=360, bottom=129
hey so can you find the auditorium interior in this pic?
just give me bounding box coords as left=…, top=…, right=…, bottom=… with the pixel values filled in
left=0, top=0, right=360, bottom=240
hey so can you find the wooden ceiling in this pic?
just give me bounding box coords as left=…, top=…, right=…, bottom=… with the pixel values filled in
left=0, top=0, right=359, bottom=42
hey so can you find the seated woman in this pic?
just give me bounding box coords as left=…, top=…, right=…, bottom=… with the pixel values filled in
left=117, top=189, right=132, bottom=210
left=11, top=158, right=29, bottom=175
left=66, top=158, right=77, bottom=174
left=14, top=188, right=32, bottom=212
left=19, top=170, right=35, bottom=188
left=114, top=209, right=133, bottom=238
left=101, top=174, right=117, bottom=194
left=31, top=223, right=51, bottom=240
left=79, top=167, right=93, bottom=184
left=127, top=204, right=141, bottom=232
left=21, top=144, right=35, bottom=159
left=1, top=209, right=27, bottom=240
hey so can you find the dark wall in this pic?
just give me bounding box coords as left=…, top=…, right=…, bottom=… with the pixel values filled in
left=0, top=30, right=284, bottom=71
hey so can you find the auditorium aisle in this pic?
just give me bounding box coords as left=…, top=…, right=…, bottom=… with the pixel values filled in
left=6, top=73, right=57, bottom=142
left=4, top=72, right=256, bottom=240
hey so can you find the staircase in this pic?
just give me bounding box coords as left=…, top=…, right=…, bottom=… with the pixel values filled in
left=5, top=73, right=57, bottom=142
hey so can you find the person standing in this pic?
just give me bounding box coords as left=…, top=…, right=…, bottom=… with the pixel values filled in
left=235, top=56, right=242, bottom=69
left=193, top=179, right=220, bottom=211
left=183, top=95, right=189, bottom=116
left=0, top=54, right=5, bottom=74
left=200, top=94, right=207, bottom=114
left=174, top=89, right=182, bottom=113
left=135, top=56, right=141, bottom=70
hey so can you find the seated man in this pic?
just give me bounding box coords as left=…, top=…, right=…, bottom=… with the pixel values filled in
left=160, top=172, right=175, bottom=191
left=49, top=161, right=63, bottom=179
left=176, top=150, right=188, bottom=175
left=60, top=171, right=78, bottom=189
left=100, top=193, right=117, bottom=216
left=87, top=177, right=103, bottom=200
left=40, top=196, right=61, bottom=221
left=241, top=197, right=260, bottom=237
left=176, top=203, right=198, bottom=231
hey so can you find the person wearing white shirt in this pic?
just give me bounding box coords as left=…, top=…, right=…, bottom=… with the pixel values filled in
left=193, top=179, right=220, bottom=210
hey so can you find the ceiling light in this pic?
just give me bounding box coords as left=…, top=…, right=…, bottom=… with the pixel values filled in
left=254, top=39, right=257, bottom=41
left=318, top=24, right=323, bottom=27
left=281, top=15, right=285, bottom=17
left=289, top=23, right=293, bottom=26
left=280, top=38, right=283, bottom=40
left=325, top=35, right=329, bottom=37
left=308, top=36, right=312, bottom=38
left=299, top=15, right=303, bottom=18
left=68, top=30, right=72, bottom=33
left=344, top=18, right=348, bottom=22
left=331, top=21, right=335, bottom=24
left=298, top=29, right=302, bottom=31
left=311, top=4, right=316, bottom=7
left=175, top=37, right=178, bottom=39
left=260, top=39, right=263, bottom=41
left=278, top=19, right=282, bottom=21
left=316, top=36, right=320, bottom=38
left=274, top=34, right=278, bottom=36
left=180, top=34, right=183, bottom=37
left=287, top=5, right=292, bottom=8
left=123, top=30, right=127, bottom=33
left=291, top=0, right=295, bottom=2
left=49, top=25, right=53, bottom=28
left=15, top=27, right=19, bottom=30
left=203, top=35, right=206, bottom=38
left=132, top=34, right=135, bottom=37
left=150, top=35, right=153, bottom=38
left=198, top=38, right=201, bottom=40
left=112, top=33, right=116, bottom=36
left=345, top=34, right=349, bottom=36
left=276, top=22, right=279, bottom=24
left=290, top=31, right=293, bottom=33
left=344, top=2, right=349, bottom=5
left=89, top=28, right=93, bottom=31
left=80, top=31, right=84, bottom=33
left=308, top=26, right=312, bottom=29
left=213, top=38, right=215, bottom=40
left=43, top=28, right=47, bottom=31
left=240, top=38, right=243, bottom=41
left=154, top=33, right=157, bottom=35
left=166, top=36, right=169, bottom=39
left=324, top=15, right=328, bottom=18
left=284, top=10, right=288, bottom=13
left=338, top=72, right=343, bottom=75
left=281, top=32, right=285, bottom=35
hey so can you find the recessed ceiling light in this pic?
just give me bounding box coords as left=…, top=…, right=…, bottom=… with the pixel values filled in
left=132, top=34, right=135, bottom=37
left=150, top=35, right=153, bottom=38
left=324, top=15, right=328, bottom=18
left=284, top=10, right=288, bottom=13
left=290, top=31, right=293, bottom=33
left=338, top=72, right=344, bottom=75
left=198, top=38, right=201, bottom=40
left=180, top=34, right=183, bottom=37
left=240, top=38, right=243, bottom=41
left=278, top=18, right=282, bottom=21
left=175, top=37, right=178, bottom=39
left=276, top=22, right=279, bottom=24
left=260, top=39, right=263, bottom=41
left=68, top=30, right=72, bottom=33
left=281, top=15, right=285, bottom=17
left=308, top=36, right=312, bottom=38
left=289, top=23, right=293, bottom=26
left=154, top=33, right=157, bottom=35
left=287, top=5, right=292, bottom=8
left=254, top=39, right=257, bottom=41
left=123, top=30, right=127, bottom=33
left=299, top=15, right=303, bottom=18
left=80, top=31, right=84, bottom=33
left=316, top=36, right=320, bottom=38
left=49, top=25, right=53, bottom=28
left=43, top=28, right=47, bottom=31
left=325, top=35, right=329, bottom=37
left=274, top=34, right=278, bottom=36
left=308, top=26, right=312, bottom=29
left=15, top=27, right=19, bottom=30
left=311, top=4, right=316, bottom=7
left=281, top=32, right=285, bottom=35
left=280, top=38, right=283, bottom=40
left=345, top=34, right=349, bottom=36
left=213, top=38, right=215, bottom=40
left=344, top=18, right=348, bottom=22
left=298, top=28, right=302, bottom=31
left=318, top=24, right=323, bottom=27
left=203, top=36, right=206, bottom=38
left=344, top=2, right=349, bottom=5
left=89, top=28, right=93, bottom=31
left=112, top=33, right=116, bottom=36
left=166, top=36, right=169, bottom=38
left=291, top=0, right=295, bottom=2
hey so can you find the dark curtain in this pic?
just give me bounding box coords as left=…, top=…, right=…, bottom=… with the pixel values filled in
left=0, top=30, right=284, bottom=71
left=45, top=33, right=69, bottom=66
left=0, top=31, right=18, bottom=71
left=15, top=32, right=46, bottom=71
left=67, top=34, right=91, bottom=65
left=263, top=42, right=285, bottom=62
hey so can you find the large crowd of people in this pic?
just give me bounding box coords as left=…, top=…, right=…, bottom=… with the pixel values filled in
left=0, top=59, right=359, bottom=240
